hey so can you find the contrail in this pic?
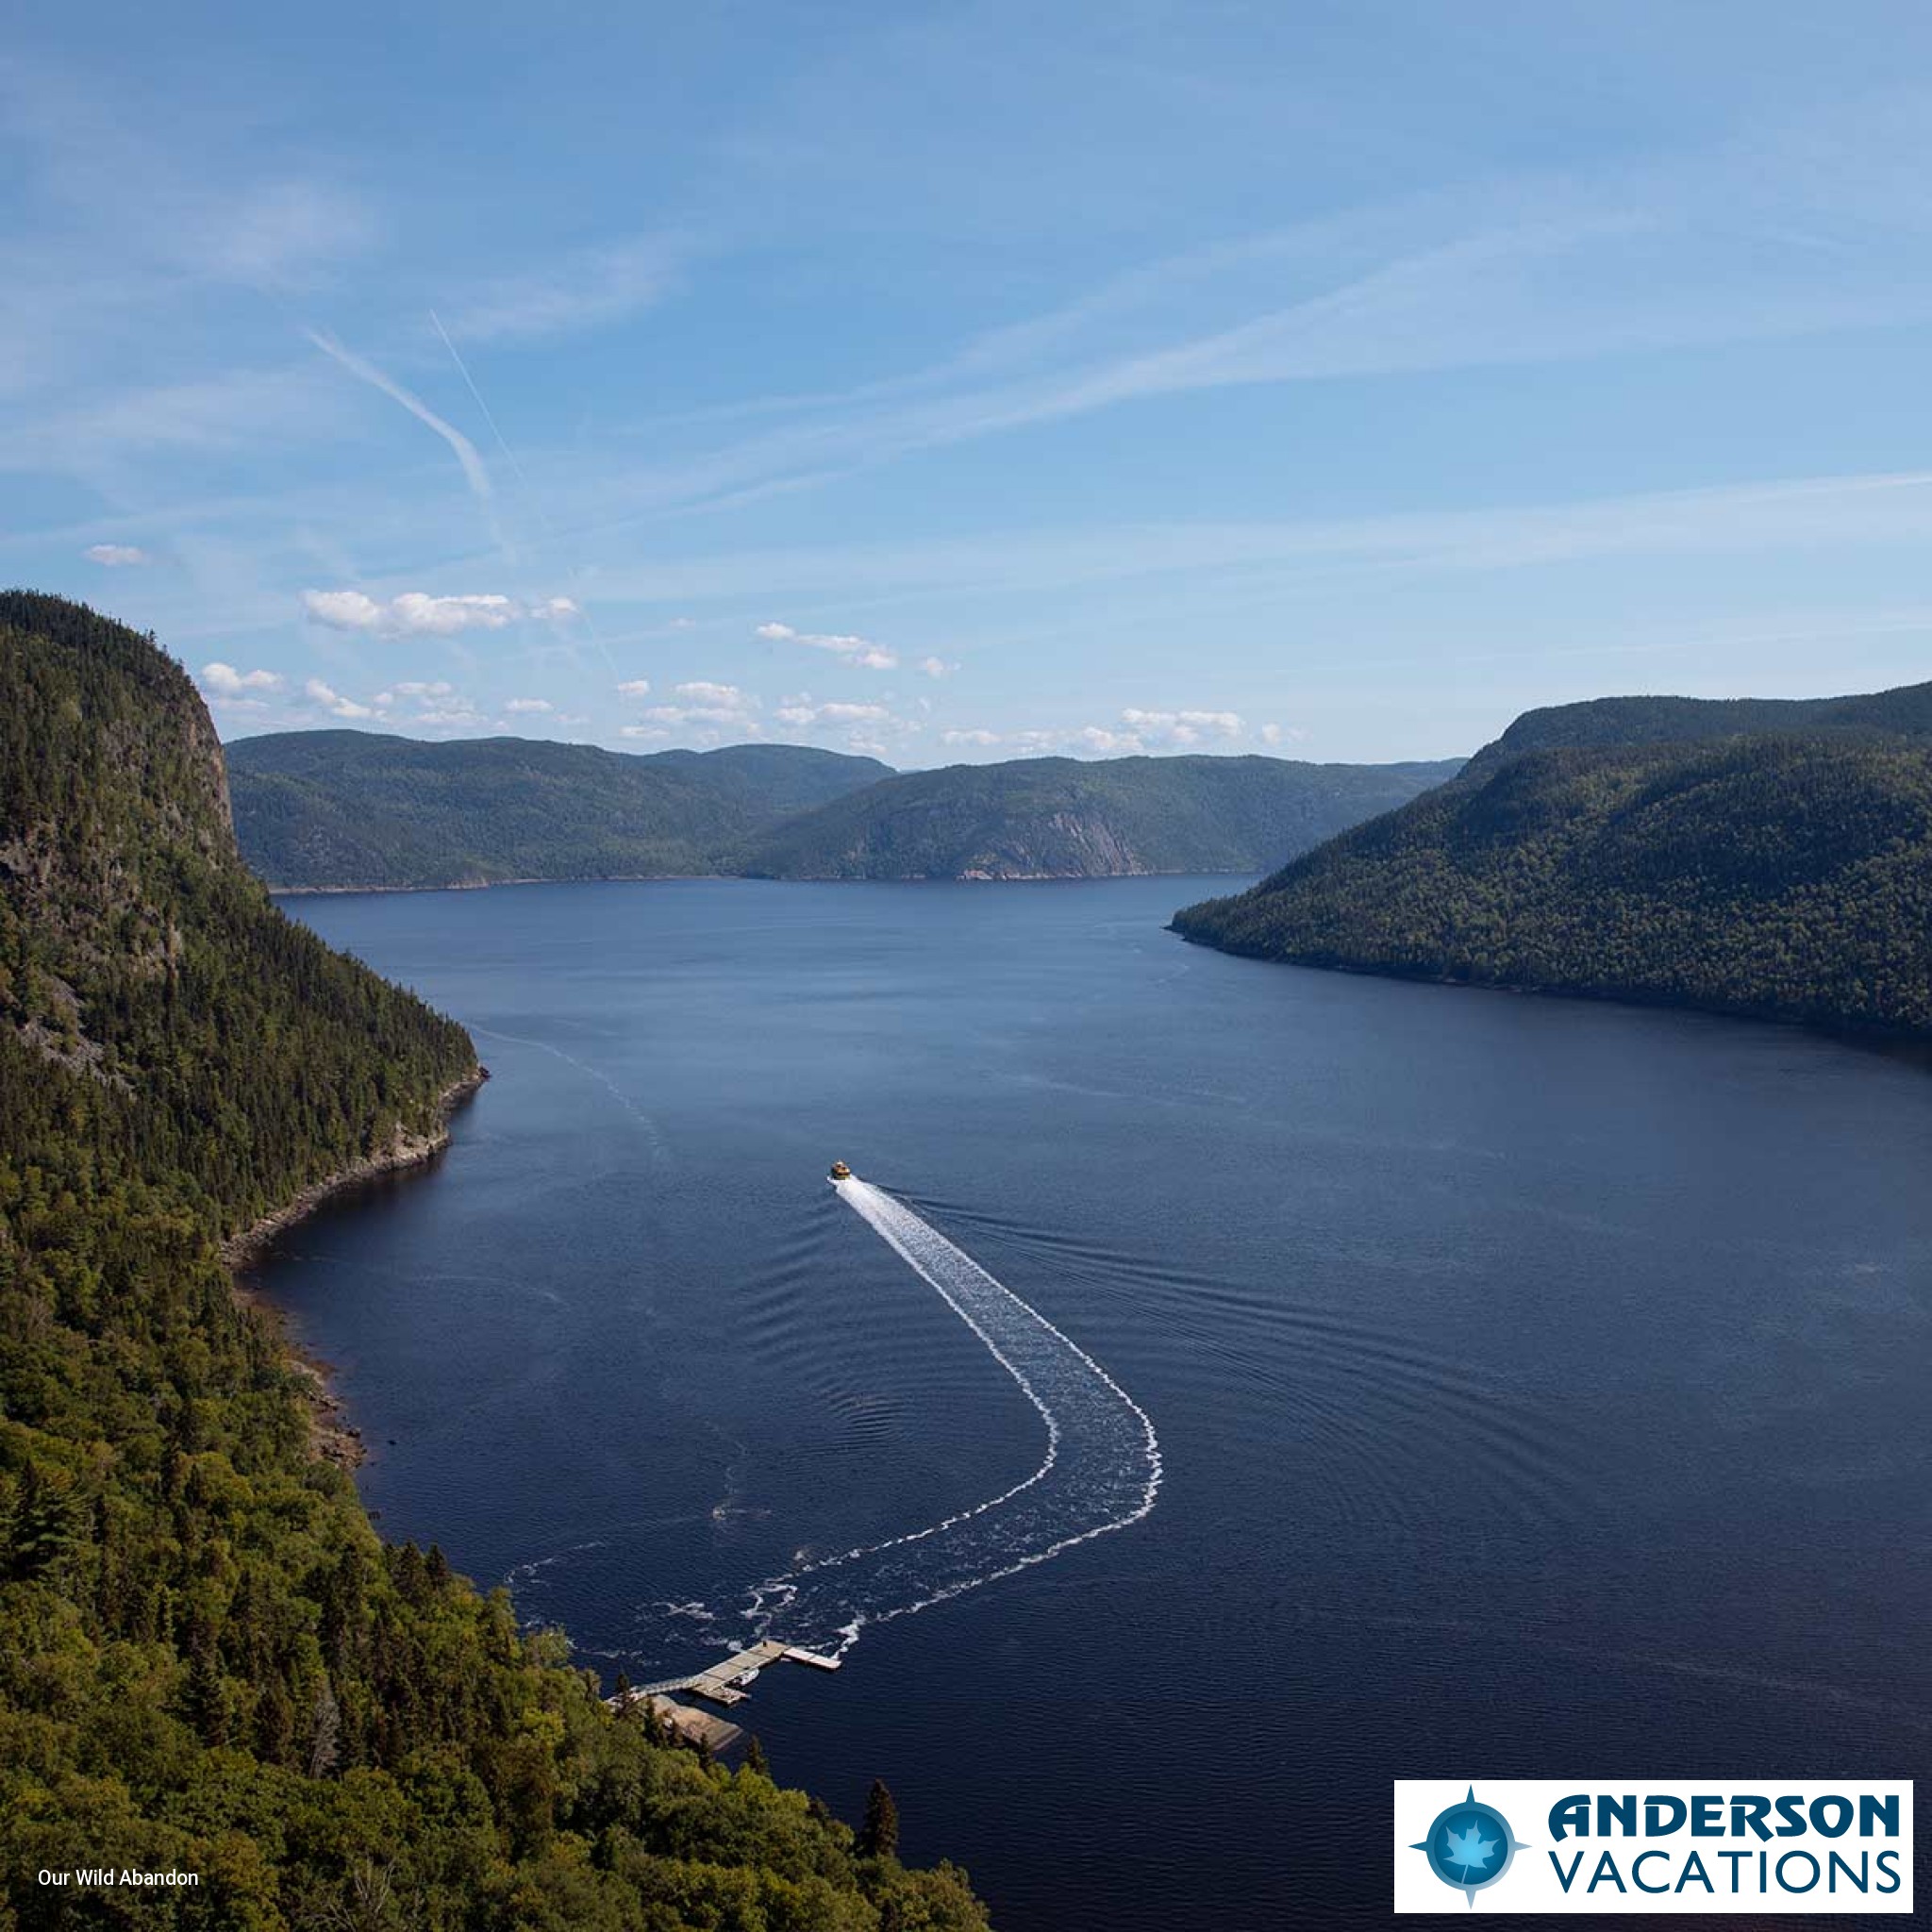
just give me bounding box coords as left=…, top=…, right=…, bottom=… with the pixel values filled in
left=305, top=326, right=498, bottom=516
left=428, top=308, right=621, bottom=679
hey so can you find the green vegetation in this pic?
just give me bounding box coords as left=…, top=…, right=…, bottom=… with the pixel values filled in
left=228, top=733, right=891, bottom=891
left=0, top=594, right=990, bottom=1930
left=1464, top=678, right=1932, bottom=772
left=227, top=730, right=1459, bottom=889
left=743, top=754, right=1460, bottom=880
left=1174, top=719, right=1932, bottom=1040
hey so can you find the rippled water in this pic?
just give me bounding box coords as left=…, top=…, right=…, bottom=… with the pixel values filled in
left=262, top=878, right=1932, bottom=1928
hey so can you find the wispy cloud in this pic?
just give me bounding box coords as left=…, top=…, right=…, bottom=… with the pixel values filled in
left=563, top=92, right=1932, bottom=534
left=757, top=619, right=898, bottom=669
left=443, top=235, right=680, bottom=343
left=573, top=468, right=1932, bottom=608
left=85, top=542, right=149, bottom=566
left=304, top=675, right=372, bottom=720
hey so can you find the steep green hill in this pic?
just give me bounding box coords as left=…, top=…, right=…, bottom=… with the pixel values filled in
left=1174, top=727, right=1932, bottom=1038
left=0, top=594, right=990, bottom=1930
left=1465, top=677, right=1932, bottom=772
left=744, top=754, right=1462, bottom=879
left=227, top=732, right=891, bottom=890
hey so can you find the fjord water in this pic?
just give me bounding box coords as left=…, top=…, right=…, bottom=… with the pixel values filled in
left=264, top=879, right=1932, bottom=1928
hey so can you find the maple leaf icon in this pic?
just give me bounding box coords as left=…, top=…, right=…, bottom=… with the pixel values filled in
left=1441, top=1822, right=1497, bottom=1877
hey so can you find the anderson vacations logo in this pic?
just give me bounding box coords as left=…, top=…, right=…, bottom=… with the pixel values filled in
left=1393, top=1781, right=1913, bottom=1913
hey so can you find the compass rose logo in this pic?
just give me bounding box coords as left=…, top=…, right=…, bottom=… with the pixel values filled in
left=1410, top=1786, right=1530, bottom=1907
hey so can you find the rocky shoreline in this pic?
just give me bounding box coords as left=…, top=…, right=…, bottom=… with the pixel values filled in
left=225, top=1065, right=488, bottom=1466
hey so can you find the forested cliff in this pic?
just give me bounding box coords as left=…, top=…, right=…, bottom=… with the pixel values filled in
left=0, top=594, right=989, bottom=1930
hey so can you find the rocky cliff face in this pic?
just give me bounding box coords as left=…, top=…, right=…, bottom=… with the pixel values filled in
left=0, top=592, right=477, bottom=1211
left=955, top=809, right=1147, bottom=877
left=0, top=593, right=244, bottom=1075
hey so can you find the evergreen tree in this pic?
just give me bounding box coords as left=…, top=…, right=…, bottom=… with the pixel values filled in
left=860, top=1777, right=901, bottom=1860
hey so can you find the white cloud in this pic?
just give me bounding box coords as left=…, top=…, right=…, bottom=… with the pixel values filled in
left=616, top=678, right=653, bottom=698
left=771, top=693, right=921, bottom=753
left=85, top=542, right=149, bottom=566
left=304, top=676, right=372, bottom=720
left=302, top=589, right=384, bottom=630
left=757, top=619, right=898, bottom=671
left=1072, top=725, right=1143, bottom=754
left=917, top=655, right=958, bottom=678
left=301, top=589, right=576, bottom=636
left=393, top=679, right=455, bottom=698
left=199, top=660, right=281, bottom=696
left=968, top=708, right=1250, bottom=758
left=504, top=697, right=552, bottom=713
left=628, top=682, right=763, bottom=738
left=1120, top=707, right=1244, bottom=746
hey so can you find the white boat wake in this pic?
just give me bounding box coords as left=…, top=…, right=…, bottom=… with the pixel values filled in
left=723, top=1174, right=1162, bottom=1658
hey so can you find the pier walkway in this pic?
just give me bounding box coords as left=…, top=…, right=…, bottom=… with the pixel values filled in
left=610, top=1641, right=843, bottom=1742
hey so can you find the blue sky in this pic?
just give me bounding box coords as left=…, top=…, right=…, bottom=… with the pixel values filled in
left=8, top=3, right=1932, bottom=765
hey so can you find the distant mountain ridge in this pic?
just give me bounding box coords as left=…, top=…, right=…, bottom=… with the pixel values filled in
left=227, top=730, right=891, bottom=889
left=227, top=728, right=1462, bottom=889
left=746, top=753, right=1461, bottom=879
left=1174, top=676, right=1932, bottom=1040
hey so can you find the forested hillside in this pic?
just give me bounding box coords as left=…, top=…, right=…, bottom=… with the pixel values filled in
left=228, top=731, right=891, bottom=890
left=1464, top=677, right=1932, bottom=773
left=1174, top=728, right=1932, bottom=1038
left=743, top=754, right=1461, bottom=879
left=0, top=594, right=990, bottom=1930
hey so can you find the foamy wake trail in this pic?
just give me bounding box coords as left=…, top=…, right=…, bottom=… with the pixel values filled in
left=732, top=1176, right=1161, bottom=1657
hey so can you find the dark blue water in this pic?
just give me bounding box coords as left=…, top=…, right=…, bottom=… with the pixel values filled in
left=261, top=878, right=1932, bottom=1927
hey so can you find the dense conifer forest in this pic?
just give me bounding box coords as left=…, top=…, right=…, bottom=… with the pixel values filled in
left=228, top=733, right=891, bottom=891
left=1174, top=709, right=1932, bottom=1040
left=737, top=753, right=1459, bottom=879
left=0, top=594, right=990, bottom=1930
left=227, top=728, right=1457, bottom=889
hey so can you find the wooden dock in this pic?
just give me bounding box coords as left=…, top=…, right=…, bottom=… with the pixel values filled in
left=639, top=1694, right=741, bottom=1755
left=626, top=1639, right=843, bottom=1709
left=683, top=1640, right=790, bottom=1706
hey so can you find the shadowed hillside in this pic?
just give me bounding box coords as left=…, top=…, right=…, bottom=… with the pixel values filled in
left=1175, top=678, right=1932, bottom=1041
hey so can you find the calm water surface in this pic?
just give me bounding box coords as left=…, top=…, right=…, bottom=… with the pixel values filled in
left=263, top=878, right=1932, bottom=1927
